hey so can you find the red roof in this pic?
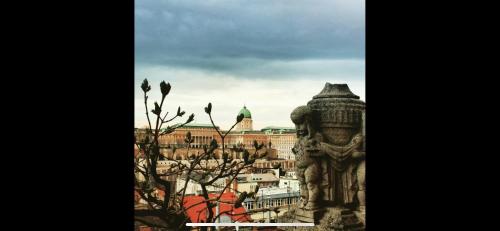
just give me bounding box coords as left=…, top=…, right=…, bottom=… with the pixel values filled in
left=183, top=192, right=251, bottom=223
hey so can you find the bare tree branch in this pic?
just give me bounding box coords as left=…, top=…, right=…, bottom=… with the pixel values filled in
left=136, top=82, right=276, bottom=230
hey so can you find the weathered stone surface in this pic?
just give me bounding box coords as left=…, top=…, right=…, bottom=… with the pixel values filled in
left=289, top=83, right=365, bottom=229
left=283, top=206, right=364, bottom=231
left=293, top=208, right=326, bottom=223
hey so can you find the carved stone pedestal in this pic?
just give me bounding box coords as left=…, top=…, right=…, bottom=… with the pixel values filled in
left=285, top=206, right=365, bottom=231
left=326, top=207, right=364, bottom=231
left=293, top=208, right=326, bottom=223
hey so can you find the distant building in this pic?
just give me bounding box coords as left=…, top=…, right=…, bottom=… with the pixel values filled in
left=236, top=173, right=280, bottom=193
left=262, top=127, right=296, bottom=160
left=284, top=170, right=296, bottom=179
left=279, top=177, right=300, bottom=192
left=252, top=159, right=296, bottom=172
left=176, top=174, right=227, bottom=196
left=231, top=171, right=301, bottom=223
left=135, top=105, right=297, bottom=161
left=243, top=187, right=301, bottom=223
left=157, top=123, right=222, bottom=149
left=135, top=105, right=302, bottom=225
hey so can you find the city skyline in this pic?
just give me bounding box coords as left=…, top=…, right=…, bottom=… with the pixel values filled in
left=135, top=0, right=365, bottom=130
left=134, top=74, right=365, bottom=130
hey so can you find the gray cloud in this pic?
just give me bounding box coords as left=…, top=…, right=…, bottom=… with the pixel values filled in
left=135, top=0, right=365, bottom=128
left=135, top=0, right=365, bottom=76
left=135, top=58, right=364, bottom=81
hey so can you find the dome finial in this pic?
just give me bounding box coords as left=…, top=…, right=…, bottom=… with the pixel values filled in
left=238, top=105, right=252, bottom=118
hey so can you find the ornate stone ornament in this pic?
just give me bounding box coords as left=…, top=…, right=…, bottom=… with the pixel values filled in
left=289, top=83, right=365, bottom=230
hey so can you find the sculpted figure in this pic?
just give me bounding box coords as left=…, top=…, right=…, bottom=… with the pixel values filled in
left=290, top=83, right=366, bottom=227
left=305, top=83, right=366, bottom=210
left=291, top=106, right=322, bottom=210
left=315, top=133, right=365, bottom=209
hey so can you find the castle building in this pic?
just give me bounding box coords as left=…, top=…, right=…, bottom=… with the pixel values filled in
left=136, top=105, right=297, bottom=161
left=236, top=105, right=253, bottom=131
left=135, top=106, right=301, bottom=228
left=262, top=126, right=296, bottom=160
left=229, top=106, right=296, bottom=160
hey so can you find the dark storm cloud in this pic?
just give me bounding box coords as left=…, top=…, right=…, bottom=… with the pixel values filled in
left=135, top=0, right=365, bottom=77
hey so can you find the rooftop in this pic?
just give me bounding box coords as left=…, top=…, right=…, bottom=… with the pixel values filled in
left=228, top=130, right=266, bottom=134
left=261, top=126, right=295, bottom=131
left=237, top=173, right=279, bottom=183
left=244, top=191, right=301, bottom=202
left=183, top=192, right=251, bottom=223
left=181, top=123, right=217, bottom=128
left=238, top=106, right=252, bottom=119
left=165, top=123, right=219, bottom=129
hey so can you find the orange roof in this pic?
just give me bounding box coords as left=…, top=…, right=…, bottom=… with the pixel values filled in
left=183, top=192, right=251, bottom=223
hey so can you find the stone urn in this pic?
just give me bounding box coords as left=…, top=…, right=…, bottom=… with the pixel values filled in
left=307, top=83, right=365, bottom=146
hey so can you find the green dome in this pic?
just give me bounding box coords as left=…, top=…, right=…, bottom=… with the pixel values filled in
left=238, top=106, right=252, bottom=118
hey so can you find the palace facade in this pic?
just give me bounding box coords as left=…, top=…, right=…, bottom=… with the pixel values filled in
left=136, top=105, right=297, bottom=160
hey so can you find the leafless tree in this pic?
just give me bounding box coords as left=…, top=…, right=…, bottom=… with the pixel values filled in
left=134, top=79, right=280, bottom=231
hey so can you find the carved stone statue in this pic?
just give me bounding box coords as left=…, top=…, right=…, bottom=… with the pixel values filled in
left=289, top=83, right=365, bottom=229
left=315, top=133, right=365, bottom=208
left=291, top=106, right=322, bottom=210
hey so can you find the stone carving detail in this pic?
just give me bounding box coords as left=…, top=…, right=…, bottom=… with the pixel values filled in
left=291, top=106, right=322, bottom=210
left=290, top=83, right=365, bottom=229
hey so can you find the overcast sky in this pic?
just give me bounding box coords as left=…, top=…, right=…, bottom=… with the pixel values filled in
left=135, top=0, right=365, bottom=130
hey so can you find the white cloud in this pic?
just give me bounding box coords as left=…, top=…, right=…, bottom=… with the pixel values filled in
left=135, top=62, right=364, bottom=130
